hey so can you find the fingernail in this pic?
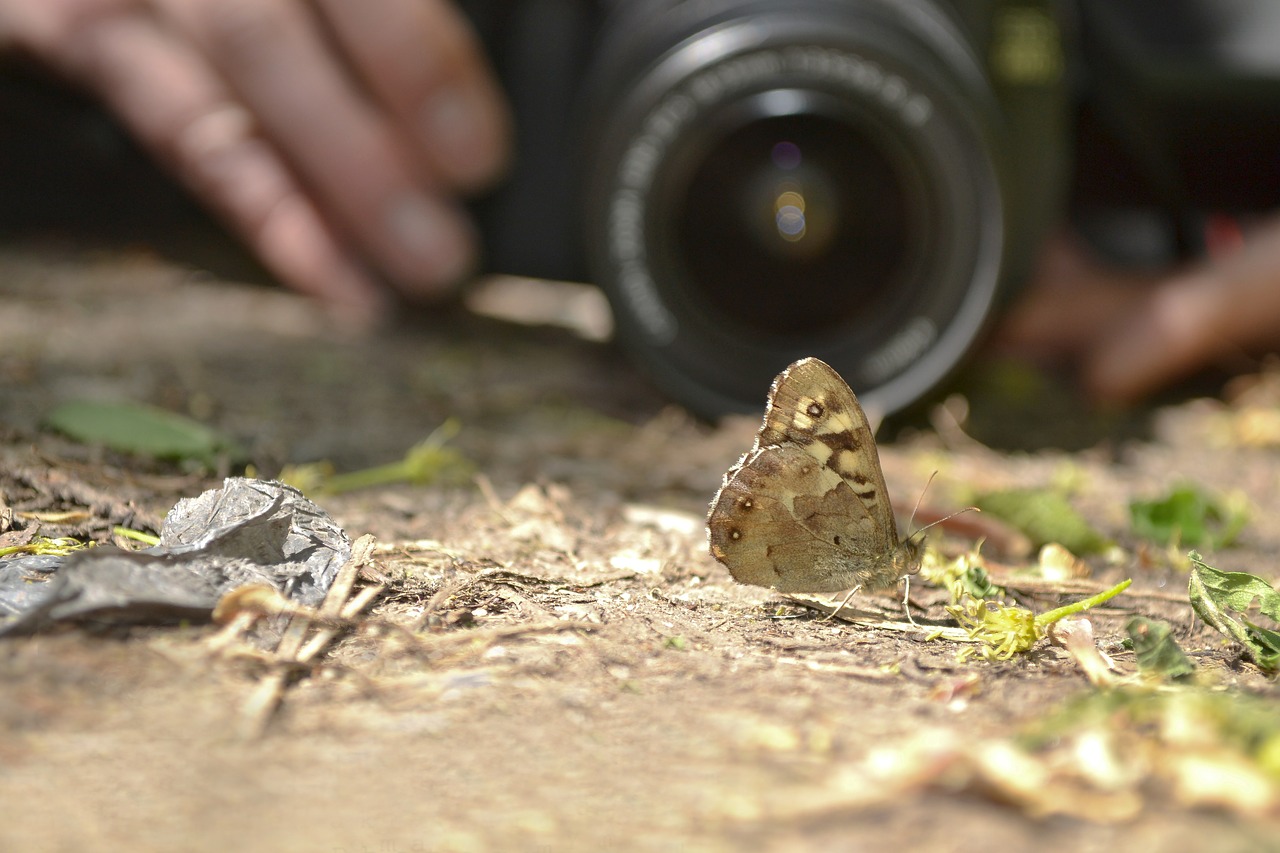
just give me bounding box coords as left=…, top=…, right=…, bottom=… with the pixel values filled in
left=385, top=193, right=473, bottom=291
left=420, top=87, right=498, bottom=185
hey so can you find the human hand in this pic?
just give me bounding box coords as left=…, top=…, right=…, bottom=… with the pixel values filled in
left=0, top=0, right=511, bottom=328
left=995, top=216, right=1280, bottom=403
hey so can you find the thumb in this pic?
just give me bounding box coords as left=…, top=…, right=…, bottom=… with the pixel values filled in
left=1085, top=217, right=1280, bottom=403
left=1083, top=274, right=1221, bottom=403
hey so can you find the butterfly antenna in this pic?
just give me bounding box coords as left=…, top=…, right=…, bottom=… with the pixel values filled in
left=905, top=505, right=981, bottom=546
left=904, top=470, right=979, bottom=545
left=905, top=471, right=938, bottom=537
left=898, top=475, right=977, bottom=628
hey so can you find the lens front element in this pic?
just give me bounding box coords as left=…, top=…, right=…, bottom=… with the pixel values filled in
left=677, top=100, right=921, bottom=338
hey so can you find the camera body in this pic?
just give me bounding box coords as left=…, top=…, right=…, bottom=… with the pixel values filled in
left=1071, top=0, right=1280, bottom=246
left=463, top=0, right=1072, bottom=416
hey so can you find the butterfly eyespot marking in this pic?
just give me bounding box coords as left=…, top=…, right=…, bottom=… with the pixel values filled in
left=806, top=401, right=824, bottom=418
left=833, top=535, right=842, bottom=545
left=729, top=529, right=742, bottom=541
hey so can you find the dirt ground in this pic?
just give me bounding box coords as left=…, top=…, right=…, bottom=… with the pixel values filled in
left=1, top=245, right=1278, bottom=852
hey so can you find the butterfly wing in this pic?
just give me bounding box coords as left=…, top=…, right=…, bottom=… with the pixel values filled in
left=756, top=358, right=898, bottom=549
left=707, top=443, right=894, bottom=593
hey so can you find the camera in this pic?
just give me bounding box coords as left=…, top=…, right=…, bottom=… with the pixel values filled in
left=462, top=0, right=1072, bottom=416
left=5, top=0, right=1278, bottom=420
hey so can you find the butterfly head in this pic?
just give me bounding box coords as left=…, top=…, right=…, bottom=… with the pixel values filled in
left=896, top=533, right=927, bottom=578
left=896, top=504, right=979, bottom=584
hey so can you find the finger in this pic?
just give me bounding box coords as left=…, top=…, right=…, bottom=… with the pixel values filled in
left=0, top=0, right=130, bottom=53
left=1086, top=218, right=1280, bottom=402
left=314, top=0, right=510, bottom=189
left=172, top=103, right=393, bottom=329
left=1084, top=274, right=1221, bottom=403
left=160, top=0, right=475, bottom=298
left=994, top=233, right=1162, bottom=360
left=53, top=10, right=388, bottom=328
left=996, top=277, right=1152, bottom=359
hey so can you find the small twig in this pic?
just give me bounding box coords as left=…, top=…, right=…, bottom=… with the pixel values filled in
left=786, top=594, right=972, bottom=640
left=411, top=577, right=468, bottom=631
left=799, top=659, right=899, bottom=680
left=295, top=584, right=385, bottom=663
left=207, top=611, right=258, bottom=654
left=239, top=624, right=309, bottom=740
left=320, top=535, right=371, bottom=619
left=473, top=473, right=507, bottom=517
left=237, top=535, right=379, bottom=739
left=986, top=572, right=1190, bottom=604
left=372, top=538, right=464, bottom=557
left=416, top=620, right=598, bottom=651
left=475, top=567, right=636, bottom=589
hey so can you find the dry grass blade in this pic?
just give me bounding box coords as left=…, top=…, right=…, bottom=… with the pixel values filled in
left=296, top=584, right=385, bottom=663
left=238, top=534, right=381, bottom=739
left=785, top=593, right=972, bottom=641
left=415, top=620, right=600, bottom=653
left=411, top=578, right=468, bottom=631
left=986, top=571, right=1189, bottom=604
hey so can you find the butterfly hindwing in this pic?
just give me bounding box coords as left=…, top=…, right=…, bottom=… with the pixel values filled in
left=708, top=444, right=891, bottom=592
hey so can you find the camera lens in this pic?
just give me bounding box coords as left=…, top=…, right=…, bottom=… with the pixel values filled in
left=583, top=3, right=1029, bottom=417
left=676, top=97, right=921, bottom=338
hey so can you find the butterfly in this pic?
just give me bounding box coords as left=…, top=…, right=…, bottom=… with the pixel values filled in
left=706, top=357, right=923, bottom=595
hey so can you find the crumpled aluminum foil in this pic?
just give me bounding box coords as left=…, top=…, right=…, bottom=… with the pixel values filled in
left=0, top=478, right=350, bottom=635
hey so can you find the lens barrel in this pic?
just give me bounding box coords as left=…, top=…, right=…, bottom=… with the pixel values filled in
left=583, top=1, right=1017, bottom=416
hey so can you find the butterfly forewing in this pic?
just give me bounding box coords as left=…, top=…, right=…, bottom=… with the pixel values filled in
left=757, top=358, right=896, bottom=536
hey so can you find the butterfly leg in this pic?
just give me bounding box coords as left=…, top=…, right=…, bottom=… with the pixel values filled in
left=900, top=576, right=918, bottom=627
left=822, top=585, right=862, bottom=622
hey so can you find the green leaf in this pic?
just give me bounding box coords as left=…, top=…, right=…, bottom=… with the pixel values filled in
left=278, top=419, right=472, bottom=495
left=1242, top=619, right=1280, bottom=663
left=1187, top=551, right=1280, bottom=673
left=959, top=563, right=1004, bottom=600
left=1189, top=554, right=1280, bottom=621
left=1124, top=616, right=1196, bottom=681
left=45, top=400, right=242, bottom=465
left=974, top=488, right=1110, bottom=555
left=1129, top=483, right=1248, bottom=548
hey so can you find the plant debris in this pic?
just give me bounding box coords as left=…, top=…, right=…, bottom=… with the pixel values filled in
left=224, top=534, right=384, bottom=738
left=1126, top=616, right=1197, bottom=682
left=947, top=571, right=1131, bottom=661
left=974, top=488, right=1111, bottom=555
left=44, top=399, right=244, bottom=466
left=1130, top=483, right=1249, bottom=549
left=278, top=419, right=472, bottom=495
left=1188, top=550, right=1280, bottom=673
